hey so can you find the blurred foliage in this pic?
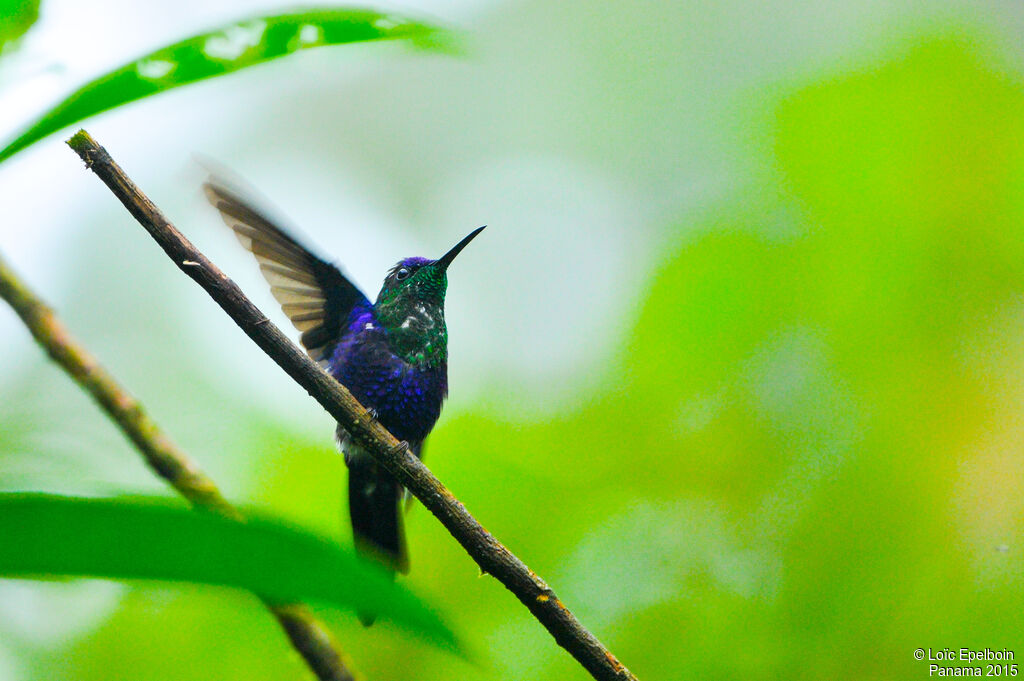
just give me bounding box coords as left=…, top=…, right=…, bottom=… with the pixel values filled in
left=2, top=4, right=1024, bottom=681
left=0, top=0, right=38, bottom=53
left=0, top=7, right=444, bottom=163
left=0, top=493, right=458, bottom=648
left=399, top=32, right=1024, bottom=681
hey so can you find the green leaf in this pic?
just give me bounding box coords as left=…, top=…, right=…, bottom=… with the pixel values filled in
left=0, top=7, right=444, bottom=163
left=0, top=493, right=459, bottom=651
left=0, top=0, right=40, bottom=53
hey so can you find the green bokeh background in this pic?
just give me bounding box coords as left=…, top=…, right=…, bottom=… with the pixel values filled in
left=1, top=1, right=1023, bottom=680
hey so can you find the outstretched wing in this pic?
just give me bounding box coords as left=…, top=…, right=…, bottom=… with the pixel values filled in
left=203, top=180, right=370, bottom=364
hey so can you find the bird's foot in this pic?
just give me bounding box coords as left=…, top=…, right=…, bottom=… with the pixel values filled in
left=388, top=440, right=411, bottom=459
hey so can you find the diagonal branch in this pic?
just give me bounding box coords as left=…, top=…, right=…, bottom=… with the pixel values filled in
left=66, top=129, right=637, bottom=681
left=0, top=259, right=358, bottom=680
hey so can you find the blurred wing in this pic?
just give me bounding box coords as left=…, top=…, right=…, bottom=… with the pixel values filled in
left=203, top=180, right=370, bottom=363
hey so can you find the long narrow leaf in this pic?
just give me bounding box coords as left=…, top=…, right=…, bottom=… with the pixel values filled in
left=0, top=8, right=443, bottom=163
left=0, top=493, right=458, bottom=650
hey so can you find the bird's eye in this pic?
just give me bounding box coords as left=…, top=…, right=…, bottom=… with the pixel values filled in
left=395, top=267, right=411, bottom=281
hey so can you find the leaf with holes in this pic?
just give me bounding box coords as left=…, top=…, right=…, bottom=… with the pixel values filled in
left=0, top=7, right=445, bottom=163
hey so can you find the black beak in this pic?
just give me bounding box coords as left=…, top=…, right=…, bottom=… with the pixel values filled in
left=436, top=226, right=486, bottom=270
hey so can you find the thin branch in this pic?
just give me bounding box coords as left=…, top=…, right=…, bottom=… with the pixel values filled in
left=0, top=255, right=358, bottom=681
left=67, top=129, right=637, bottom=681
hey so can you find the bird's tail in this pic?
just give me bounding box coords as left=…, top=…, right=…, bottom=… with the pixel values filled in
left=347, top=455, right=408, bottom=626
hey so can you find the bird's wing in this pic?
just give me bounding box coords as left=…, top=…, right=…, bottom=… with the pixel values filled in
left=203, top=180, right=370, bottom=364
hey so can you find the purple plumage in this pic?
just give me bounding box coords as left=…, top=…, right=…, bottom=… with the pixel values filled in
left=330, top=301, right=447, bottom=448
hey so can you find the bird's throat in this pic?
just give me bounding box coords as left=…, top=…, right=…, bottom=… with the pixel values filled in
left=376, top=299, right=448, bottom=367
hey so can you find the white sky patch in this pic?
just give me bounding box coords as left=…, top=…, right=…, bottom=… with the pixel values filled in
left=298, top=24, right=321, bottom=46
left=203, top=21, right=267, bottom=61
left=135, top=58, right=175, bottom=79
left=434, top=153, right=650, bottom=417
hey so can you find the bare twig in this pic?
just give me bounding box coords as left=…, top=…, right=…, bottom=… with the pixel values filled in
left=67, top=129, right=637, bottom=681
left=0, top=255, right=358, bottom=681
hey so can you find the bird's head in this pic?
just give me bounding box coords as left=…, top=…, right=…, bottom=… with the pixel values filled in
left=374, top=226, right=485, bottom=311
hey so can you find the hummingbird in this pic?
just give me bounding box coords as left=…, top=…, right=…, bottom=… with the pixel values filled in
left=204, top=179, right=483, bottom=624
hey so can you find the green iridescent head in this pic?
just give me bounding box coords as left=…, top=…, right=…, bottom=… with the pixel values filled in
left=374, top=227, right=485, bottom=365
